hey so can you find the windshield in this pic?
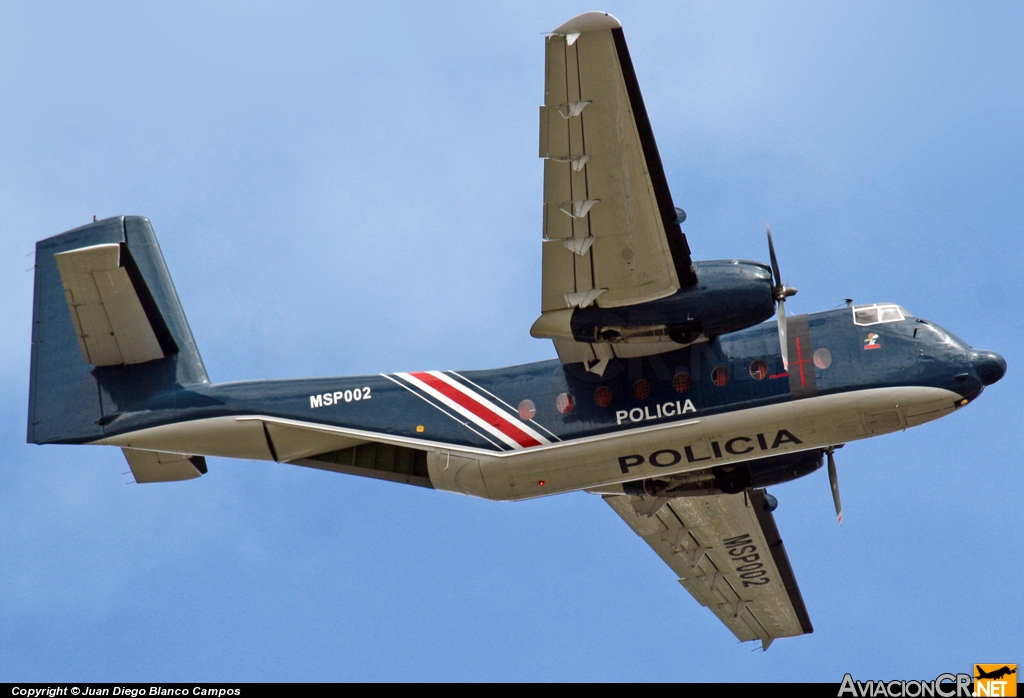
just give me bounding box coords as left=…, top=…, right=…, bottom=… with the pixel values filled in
left=915, top=320, right=970, bottom=349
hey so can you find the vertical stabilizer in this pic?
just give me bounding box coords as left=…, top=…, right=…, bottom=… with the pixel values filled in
left=27, top=216, right=208, bottom=445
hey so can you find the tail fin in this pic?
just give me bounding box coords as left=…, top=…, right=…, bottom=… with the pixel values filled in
left=28, top=216, right=208, bottom=445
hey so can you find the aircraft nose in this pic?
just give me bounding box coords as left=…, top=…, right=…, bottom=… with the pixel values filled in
left=970, top=350, right=1006, bottom=386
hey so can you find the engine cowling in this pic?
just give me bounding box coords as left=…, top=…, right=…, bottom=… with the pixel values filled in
left=531, top=260, right=775, bottom=346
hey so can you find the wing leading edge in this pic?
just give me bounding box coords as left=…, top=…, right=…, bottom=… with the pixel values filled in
left=536, top=12, right=697, bottom=368
left=604, top=489, right=812, bottom=649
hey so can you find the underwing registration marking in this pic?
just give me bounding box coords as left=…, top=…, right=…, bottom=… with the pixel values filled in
left=309, top=387, right=371, bottom=408
left=722, top=533, right=770, bottom=587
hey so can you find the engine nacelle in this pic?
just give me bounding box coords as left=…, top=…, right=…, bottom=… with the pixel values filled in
left=532, top=260, right=775, bottom=346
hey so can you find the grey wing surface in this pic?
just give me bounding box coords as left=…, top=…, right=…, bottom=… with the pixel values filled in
left=535, top=13, right=697, bottom=367
left=605, top=489, right=812, bottom=649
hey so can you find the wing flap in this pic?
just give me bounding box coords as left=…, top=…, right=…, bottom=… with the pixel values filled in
left=55, top=243, right=174, bottom=366
left=541, top=240, right=580, bottom=312
left=605, top=489, right=812, bottom=649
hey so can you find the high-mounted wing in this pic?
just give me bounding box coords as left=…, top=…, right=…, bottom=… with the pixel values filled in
left=535, top=12, right=697, bottom=366
left=605, top=489, right=812, bottom=649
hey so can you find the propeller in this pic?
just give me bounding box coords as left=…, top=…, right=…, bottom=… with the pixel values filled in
left=767, top=225, right=798, bottom=369
left=826, top=447, right=843, bottom=524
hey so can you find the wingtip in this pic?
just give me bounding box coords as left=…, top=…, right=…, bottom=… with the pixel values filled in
left=552, top=11, right=622, bottom=35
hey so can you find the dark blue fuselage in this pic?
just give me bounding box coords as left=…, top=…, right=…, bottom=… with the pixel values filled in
left=95, top=306, right=1001, bottom=452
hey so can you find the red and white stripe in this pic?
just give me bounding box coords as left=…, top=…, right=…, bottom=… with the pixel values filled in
left=395, top=371, right=549, bottom=450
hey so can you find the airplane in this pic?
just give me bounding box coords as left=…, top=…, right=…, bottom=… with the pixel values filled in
left=26, top=12, right=1005, bottom=650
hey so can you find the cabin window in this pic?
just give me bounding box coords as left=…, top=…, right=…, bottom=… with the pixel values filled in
left=712, top=366, right=730, bottom=387
left=594, top=386, right=612, bottom=407
left=518, top=399, right=536, bottom=420
left=749, top=359, right=768, bottom=380
left=853, top=303, right=905, bottom=326
left=555, top=392, right=575, bottom=414
left=814, top=348, right=832, bottom=369
left=632, top=379, right=651, bottom=400
left=673, top=371, right=691, bottom=393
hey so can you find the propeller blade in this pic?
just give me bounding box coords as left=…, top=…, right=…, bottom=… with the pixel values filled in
left=767, top=225, right=782, bottom=287
left=827, top=448, right=843, bottom=524
left=777, top=300, right=789, bottom=370
left=768, top=225, right=788, bottom=369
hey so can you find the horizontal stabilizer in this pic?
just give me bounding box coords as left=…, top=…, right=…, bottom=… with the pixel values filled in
left=123, top=448, right=206, bottom=483
left=55, top=243, right=176, bottom=366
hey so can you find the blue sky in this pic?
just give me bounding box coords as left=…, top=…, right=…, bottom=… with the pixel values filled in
left=1, top=1, right=1021, bottom=682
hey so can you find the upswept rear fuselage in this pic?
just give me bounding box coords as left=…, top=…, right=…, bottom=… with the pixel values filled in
left=89, top=304, right=996, bottom=500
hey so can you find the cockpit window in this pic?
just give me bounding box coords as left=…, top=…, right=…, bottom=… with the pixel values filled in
left=854, top=307, right=878, bottom=325
left=853, top=303, right=905, bottom=326
left=879, top=306, right=903, bottom=322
